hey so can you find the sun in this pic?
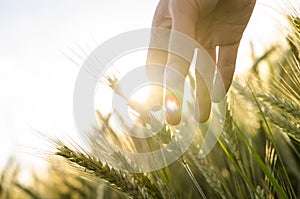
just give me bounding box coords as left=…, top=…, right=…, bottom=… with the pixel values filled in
left=165, top=95, right=180, bottom=113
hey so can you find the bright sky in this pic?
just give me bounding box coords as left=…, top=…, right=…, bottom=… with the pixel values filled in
left=0, top=0, right=289, bottom=167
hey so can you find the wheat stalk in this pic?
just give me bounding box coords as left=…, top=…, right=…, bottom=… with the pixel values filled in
left=221, top=102, right=240, bottom=160
left=263, top=107, right=300, bottom=141
left=257, top=94, right=300, bottom=120
left=55, top=144, right=165, bottom=199
left=188, top=151, right=226, bottom=199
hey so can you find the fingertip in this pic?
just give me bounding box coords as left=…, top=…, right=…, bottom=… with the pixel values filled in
left=211, top=80, right=228, bottom=103
left=164, top=91, right=182, bottom=125
left=194, top=93, right=211, bottom=123
left=166, top=112, right=181, bottom=126
left=194, top=71, right=212, bottom=123
left=211, top=86, right=229, bottom=103
left=194, top=113, right=210, bottom=123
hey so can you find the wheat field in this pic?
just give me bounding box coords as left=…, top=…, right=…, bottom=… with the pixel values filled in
left=1, top=1, right=300, bottom=199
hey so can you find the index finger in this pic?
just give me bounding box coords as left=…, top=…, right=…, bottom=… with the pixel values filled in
left=146, top=0, right=172, bottom=110
left=165, top=0, right=199, bottom=125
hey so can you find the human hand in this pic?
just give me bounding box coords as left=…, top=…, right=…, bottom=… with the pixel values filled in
left=146, top=0, right=256, bottom=125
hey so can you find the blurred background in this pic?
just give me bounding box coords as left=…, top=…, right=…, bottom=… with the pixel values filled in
left=0, top=0, right=300, bottom=198
left=0, top=0, right=296, bottom=198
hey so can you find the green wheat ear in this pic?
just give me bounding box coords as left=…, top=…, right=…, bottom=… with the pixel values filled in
left=55, top=144, right=166, bottom=199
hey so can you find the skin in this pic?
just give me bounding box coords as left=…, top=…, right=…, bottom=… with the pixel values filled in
left=146, top=0, right=256, bottom=125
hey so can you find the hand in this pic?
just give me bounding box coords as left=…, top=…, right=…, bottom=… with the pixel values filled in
left=146, top=0, right=256, bottom=125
